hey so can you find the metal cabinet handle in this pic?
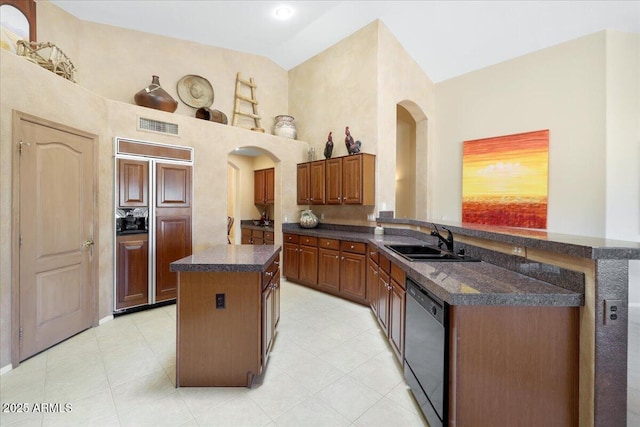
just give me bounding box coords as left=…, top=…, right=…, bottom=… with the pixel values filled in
left=266, top=271, right=273, bottom=276
left=274, top=261, right=280, bottom=265
left=350, top=245, right=354, bottom=249
left=82, top=239, right=94, bottom=248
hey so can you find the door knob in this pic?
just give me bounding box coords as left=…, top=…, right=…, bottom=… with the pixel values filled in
left=82, top=239, right=94, bottom=248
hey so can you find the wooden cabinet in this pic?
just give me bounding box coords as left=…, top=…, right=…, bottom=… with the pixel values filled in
left=254, top=168, right=275, bottom=205
left=262, top=256, right=280, bottom=365
left=115, top=234, right=149, bottom=310
left=118, top=158, right=148, bottom=207
left=283, top=234, right=317, bottom=286
left=339, top=241, right=367, bottom=300
left=242, top=227, right=275, bottom=245
left=296, top=163, right=310, bottom=205
left=297, top=161, right=325, bottom=205
left=366, top=245, right=379, bottom=311
left=318, top=238, right=340, bottom=292
left=448, top=305, right=579, bottom=426
left=389, top=263, right=406, bottom=360
left=377, top=265, right=391, bottom=332
left=156, top=163, right=192, bottom=302
left=298, top=154, right=375, bottom=206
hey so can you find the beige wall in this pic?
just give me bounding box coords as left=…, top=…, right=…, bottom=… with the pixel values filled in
left=396, top=106, right=416, bottom=219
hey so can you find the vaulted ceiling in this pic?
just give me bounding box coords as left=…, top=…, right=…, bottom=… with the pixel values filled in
left=51, top=1, right=640, bottom=82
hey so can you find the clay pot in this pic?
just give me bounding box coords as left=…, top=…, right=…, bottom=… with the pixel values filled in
left=195, top=107, right=228, bottom=124
left=134, top=75, right=178, bottom=113
left=273, top=115, right=297, bottom=139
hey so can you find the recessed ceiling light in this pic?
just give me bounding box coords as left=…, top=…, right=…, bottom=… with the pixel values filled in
left=274, top=5, right=293, bottom=20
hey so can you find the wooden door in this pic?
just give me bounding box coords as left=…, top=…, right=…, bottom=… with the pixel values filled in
left=309, top=160, right=326, bottom=204
left=283, top=242, right=299, bottom=280
left=265, top=168, right=275, bottom=204
left=115, top=234, right=149, bottom=309
left=156, top=163, right=192, bottom=302
left=254, top=169, right=266, bottom=205
left=298, top=245, right=318, bottom=285
left=118, top=158, right=148, bottom=207
left=17, top=115, right=95, bottom=361
left=296, top=163, right=310, bottom=205
left=342, top=154, right=362, bottom=204
left=273, top=269, right=280, bottom=328
left=340, top=251, right=366, bottom=300
left=318, top=248, right=340, bottom=292
left=325, top=158, right=342, bottom=204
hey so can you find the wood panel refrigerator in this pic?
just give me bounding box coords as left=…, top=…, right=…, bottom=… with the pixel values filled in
left=113, top=137, right=193, bottom=312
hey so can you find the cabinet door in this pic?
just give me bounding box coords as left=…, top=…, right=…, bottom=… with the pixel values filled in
left=116, top=235, right=149, bottom=309
left=298, top=245, right=318, bottom=285
left=318, top=248, right=340, bottom=292
left=377, top=269, right=390, bottom=331
left=283, top=242, right=299, bottom=280
left=241, top=228, right=252, bottom=244
left=367, top=257, right=379, bottom=312
left=325, top=158, right=342, bottom=204
left=389, top=279, right=406, bottom=360
left=118, top=158, right=148, bottom=207
left=262, top=283, right=274, bottom=364
left=156, top=214, right=192, bottom=302
left=340, top=251, right=366, bottom=300
left=254, top=169, right=266, bottom=205
left=265, top=168, right=275, bottom=204
left=157, top=163, right=191, bottom=208
left=296, top=163, right=310, bottom=205
left=273, top=269, right=281, bottom=328
left=310, top=160, right=326, bottom=204
left=342, top=154, right=362, bottom=204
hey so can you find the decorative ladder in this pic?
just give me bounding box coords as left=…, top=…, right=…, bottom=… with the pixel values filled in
left=232, top=72, right=264, bottom=132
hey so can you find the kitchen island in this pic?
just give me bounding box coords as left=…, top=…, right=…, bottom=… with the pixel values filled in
left=170, top=244, right=281, bottom=387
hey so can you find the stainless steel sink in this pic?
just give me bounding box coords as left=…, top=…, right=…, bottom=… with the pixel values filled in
left=385, top=244, right=481, bottom=262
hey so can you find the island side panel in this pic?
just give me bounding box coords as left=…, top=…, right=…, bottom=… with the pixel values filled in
left=448, top=305, right=580, bottom=426
left=176, top=271, right=261, bottom=387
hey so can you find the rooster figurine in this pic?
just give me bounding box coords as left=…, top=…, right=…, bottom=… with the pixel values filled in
left=324, top=132, right=334, bottom=159
left=344, top=126, right=361, bottom=155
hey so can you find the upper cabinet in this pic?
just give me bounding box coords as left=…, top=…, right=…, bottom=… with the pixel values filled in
left=298, top=153, right=375, bottom=206
left=297, top=160, right=326, bottom=205
left=254, top=167, right=275, bottom=205
left=118, top=158, right=148, bottom=207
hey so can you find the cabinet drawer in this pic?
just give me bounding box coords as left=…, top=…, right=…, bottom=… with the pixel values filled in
left=391, top=262, right=406, bottom=289
left=341, top=241, right=366, bottom=254
left=319, top=238, right=340, bottom=250
left=264, top=231, right=274, bottom=242
left=263, top=255, right=280, bottom=288
left=300, top=236, right=318, bottom=246
left=241, top=228, right=251, bottom=237
left=368, top=244, right=379, bottom=263
left=252, top=229, right=264, bottom=239
left=379, top=254, right=391, bottom=273
left=284, top=233, right=299, bottom=244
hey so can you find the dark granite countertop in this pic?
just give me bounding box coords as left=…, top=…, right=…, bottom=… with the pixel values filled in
left=170, top=244, right=281, bottom=273
left=379, top=218, right=640, bottom=260
left=240, top=220, right=274, bottom=232
left=282, top=223, right=583, bottom=307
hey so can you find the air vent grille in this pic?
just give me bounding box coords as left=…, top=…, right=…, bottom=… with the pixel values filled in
left=138, top=117, right=179, bottom=135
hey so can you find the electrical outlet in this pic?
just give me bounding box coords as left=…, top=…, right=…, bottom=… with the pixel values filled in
left=216, top=293, right=225, bottom=309
left=320, top=213, right=325, bottom=220
left=604, top=299, right=623, bottom=325
left=367, top=213, right=375, bottom=221
left=512, top=246, right=525, bottom=256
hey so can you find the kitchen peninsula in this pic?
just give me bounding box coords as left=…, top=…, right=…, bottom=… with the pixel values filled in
left=282, top=219, right=640, bottom=426
left=170, top=244, right=281, bottom=387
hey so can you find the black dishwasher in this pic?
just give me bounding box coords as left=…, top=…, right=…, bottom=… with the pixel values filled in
left=404, top=278, right=448, bottom=426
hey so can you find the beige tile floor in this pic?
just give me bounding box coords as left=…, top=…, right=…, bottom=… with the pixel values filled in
left=1, top=280, right=638, bottom=427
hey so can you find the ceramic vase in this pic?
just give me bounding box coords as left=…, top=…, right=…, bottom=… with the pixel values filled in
left=134, top=75, right=178, bottom=113
left=299, top=210, right=318, bottom=228
left=274, top=115, right=297, bottom=139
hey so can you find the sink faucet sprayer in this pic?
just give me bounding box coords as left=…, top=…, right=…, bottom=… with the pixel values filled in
left=431, top=223, right=454, bottom=252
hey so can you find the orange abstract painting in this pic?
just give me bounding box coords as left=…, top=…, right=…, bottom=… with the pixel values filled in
left=462, top=130, right=549, bottom=229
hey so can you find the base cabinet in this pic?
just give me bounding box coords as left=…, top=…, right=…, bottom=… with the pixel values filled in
left=115, top=234, right=149, bottom=309
left=283, top=234, right=318, bottom=286
left=448, top=305, right=579, bottom=426
left=262, top=258, right=280, bottom=365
